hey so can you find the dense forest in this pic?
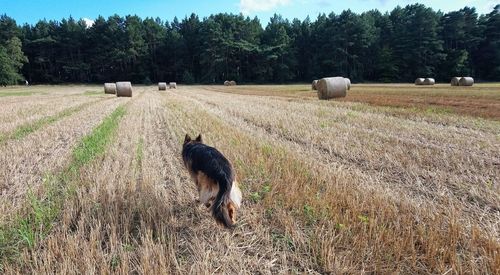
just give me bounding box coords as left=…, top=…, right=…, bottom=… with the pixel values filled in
left=0, top=4, right=499, bottom=85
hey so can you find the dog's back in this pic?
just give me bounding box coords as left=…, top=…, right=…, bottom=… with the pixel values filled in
left=182, top=134, right=242, bottom=228
left=182, top=142, right=234, bottom=184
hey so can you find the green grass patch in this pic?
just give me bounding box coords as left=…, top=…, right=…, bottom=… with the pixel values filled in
left=0, top=105, right=126, bottom=269
left=346, top=110, right=359, bottom=118
left=0, top=91, right=36, bottom=97
left=425, top=106, right=453, bottom=115
left=84, top=90, right=102, bottom=96
left=358, top=214, right=370, bottom=224
left=249, top=192, right=262, bottom=203
left=71, top=105, right=125, bottom=169
left=271, top=231, right=295, bottom=251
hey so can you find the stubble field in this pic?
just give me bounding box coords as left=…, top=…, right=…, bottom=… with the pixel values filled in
left=0, top=84, right=498, bottom=274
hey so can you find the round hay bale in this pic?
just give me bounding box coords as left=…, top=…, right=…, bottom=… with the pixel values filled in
left=229, top=81, right=237, bottom=86
left=104, top=83, right=117, bottom=94
left=344, top=78, right=351, bottom=90
left=459, top=77, right=474, bottom=86
left=312, top=80, right=318, bottom=90
left=423, top=78, right=435, bottom=85
left=158, top=82, right=167, bottom=90
left=317, top=77, right=347, bottom=100
left=169, top=82, right=177, bottom=89
left=224, top=80, right=230, bottom=86
left=116, top=82, right=133, bottom=97
left=415, top=78, right=425, bottom=85
left=451, top=77, right=461, bottom=86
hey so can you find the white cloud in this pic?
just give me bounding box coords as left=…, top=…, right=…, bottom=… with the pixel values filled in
left=82, top=17, right=94, bottom=28
left=240, top=0, right=291, bottom=14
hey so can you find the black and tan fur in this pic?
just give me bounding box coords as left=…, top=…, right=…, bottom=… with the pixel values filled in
left=182, top=134, right=242, bottom=228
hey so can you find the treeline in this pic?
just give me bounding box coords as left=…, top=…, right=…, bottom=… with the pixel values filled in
left=0, top=4, right=499, bottom=85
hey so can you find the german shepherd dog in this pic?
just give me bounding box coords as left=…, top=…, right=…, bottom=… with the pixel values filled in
left=182, top=134, right=242, bottom=228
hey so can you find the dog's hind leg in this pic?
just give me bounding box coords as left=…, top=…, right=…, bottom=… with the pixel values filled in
left=196, top=172, right=219, bottom=208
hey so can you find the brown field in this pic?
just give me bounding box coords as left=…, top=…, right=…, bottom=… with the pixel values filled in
left=0, top=84, right=499, bottom=274
left=206, top=83, right=500, bottom=120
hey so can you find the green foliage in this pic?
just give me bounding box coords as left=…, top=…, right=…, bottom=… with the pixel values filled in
left=0, top=37, right=27, bottom=85
left=477, top=5, right=500, bottom=80
left=358, top=214, right=370, bottom=224
left=142, top=76, right=152, bottom=85
left=261, top=183, right=271, bottom=194
left=0, top=15, right=27, bottom=85
left=249, top=192, right=261, bottom=203
left=303, top=204, right=317, bottom=224
left=182, top=70, right=195, bottom=84
left=0, top=91, right=35, bottom=97
left=271, top=232, right=295, bottom=251
left=84, top=90, right=101, bottom=96
left=1, top=4, right=499, bottom=84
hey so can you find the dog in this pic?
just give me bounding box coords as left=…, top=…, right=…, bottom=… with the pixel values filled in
left=182, top=134, right=242, bottom=228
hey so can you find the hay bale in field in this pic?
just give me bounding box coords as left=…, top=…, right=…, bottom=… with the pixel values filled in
left=158, top=82, right=167, bottom=90
left=116, top=82, right=133, bottom=97
left=451, top=77, right=461, bottom=86
left=344, top=78, right=351, bottom=90
left=312, top=80, right=318, bottom=90
left=229, top=80, right=237, bottom=86
left=423, top=78, right=435, bottom=85
left=224, top=80, right=230, bottom=86
left=415, top=78, right=425, bottom=85
left=104, top=83, right=117, bottom=94
left=459, top=77, right=474, bottom=86
left=317, top=77, right=347, bottom=100
left=169, top=82, right=177, bottom=89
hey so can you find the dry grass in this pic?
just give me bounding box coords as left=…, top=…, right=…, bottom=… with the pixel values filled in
left=0, top=84, right=498, bottom=274
left=0, top=89, right=105, bottom=135
left=0, top=87, right=130, bottom=223
left=207, top=83, right=500, bottom=120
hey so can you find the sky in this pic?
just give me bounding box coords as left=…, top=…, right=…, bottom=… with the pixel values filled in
left=0, top=0, right=497, bottom=26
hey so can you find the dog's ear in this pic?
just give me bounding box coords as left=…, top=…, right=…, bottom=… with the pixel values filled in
left=184, top=134, right=191, bottom=144
left=195, top=134, right=203, bottom=143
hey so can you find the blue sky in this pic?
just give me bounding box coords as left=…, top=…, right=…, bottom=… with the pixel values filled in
left=0, top=0, right=497, bottom=26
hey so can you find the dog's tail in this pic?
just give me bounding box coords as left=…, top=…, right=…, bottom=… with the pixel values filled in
left=212, top=173, right=235, bottom=228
